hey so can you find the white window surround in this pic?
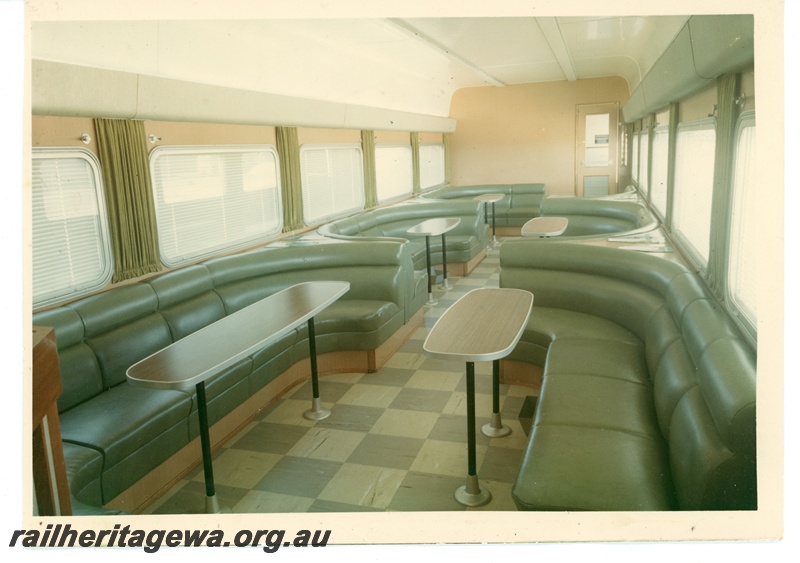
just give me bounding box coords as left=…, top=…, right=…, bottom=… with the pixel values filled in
left=31, top=148, right=113, bottom=308
left=150, top=144, right=283, bottom=267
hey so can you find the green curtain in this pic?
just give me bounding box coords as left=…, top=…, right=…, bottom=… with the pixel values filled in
left=276, top=126, right=304, bottom=232
left=411, top=132, right=421, bottom=195
left=706, top=73, right=741, bottom=297
left=94, top=118, right=161, bottom=283
left=362, top=130, right=378, bottom=208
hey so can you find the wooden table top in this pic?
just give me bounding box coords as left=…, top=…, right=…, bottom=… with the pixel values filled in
left=521, top=216, right=569, bottom=237
left=473, top=193, right=506, bottom=203
left=423, top=288, right=533, bottom=362
left=406, top=217, right=461, bottom=237
left=127, top=281, right=350, bottom=390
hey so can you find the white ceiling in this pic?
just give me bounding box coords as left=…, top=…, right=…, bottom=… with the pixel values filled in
left=31, top=16, right=690, bottom=117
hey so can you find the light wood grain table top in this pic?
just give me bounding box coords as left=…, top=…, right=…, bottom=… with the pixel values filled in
left=127, top=281, right=350, bottom=391
left=406, top=217, right=461, bottom=237
left=423, top=288, right=533, bottom=362
left=473, top=193, right=506, bottom=203
left=521, top=216, right=569, bottom=237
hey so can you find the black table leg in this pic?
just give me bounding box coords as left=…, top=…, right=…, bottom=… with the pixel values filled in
left=424, top=235, right=437, bottom=305
left=195, top=381, right=221, bottom=513
left=303, top=317, right=330, bottom=420
left=454, top=361, right=491, bottom=507
left=491, top=202, right=498, bottom=246
left=482, top=359, right=511, bottom=437
left=440, top=233, right=451, bottom=290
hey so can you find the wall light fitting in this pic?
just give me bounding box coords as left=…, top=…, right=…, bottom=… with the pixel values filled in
left=80, top=133, right=91, bottom=144
left=148, top=134, right=162, bottom=144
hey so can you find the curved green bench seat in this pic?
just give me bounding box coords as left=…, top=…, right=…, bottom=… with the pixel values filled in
left=537, top=197, right=659, bottom=239
left=499, top=241, right=756, bottom=511
left=317, top=200, right=489, bottom=274
left=32, top=239, right=424, bottom=513
left=420, top=183, right=546, bottom=227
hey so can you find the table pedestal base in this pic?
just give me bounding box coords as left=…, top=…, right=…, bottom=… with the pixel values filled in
left=454, top=475, right=492, bottom=507
left=481, top=413, right=512, bottom=438
left=303, top=397, right=331, bottom=421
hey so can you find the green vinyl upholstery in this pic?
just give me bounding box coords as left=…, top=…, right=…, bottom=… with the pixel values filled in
left=499, top=241, right=756, bottom=511
left=32, top=239, right=423, bottom=512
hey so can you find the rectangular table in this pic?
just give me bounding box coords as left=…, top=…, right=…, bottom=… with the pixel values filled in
left=407, top=217, right=461, bottom=304
left=423, top=287, right=533, bottom=506
left=127, top=280, right=350, bottom=513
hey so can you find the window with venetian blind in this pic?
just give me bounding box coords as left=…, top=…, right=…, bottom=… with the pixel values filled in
left=150, top=145, right=282, bottom=267
left=650, top=124, right=670, bottom=218
left=671, top=119, right=717, bottom=269
left=419, top=143, right=445, bottom=191
left=727, top=111, right=757, bottom=330
left=375, top=144, right=413, bottom=203
left=31, top=149, right=113, bottom=308
left=300, top=144, right=364, bottom=225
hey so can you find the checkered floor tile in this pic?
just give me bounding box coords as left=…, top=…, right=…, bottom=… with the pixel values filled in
left=145, top=243, right=535, bottom=514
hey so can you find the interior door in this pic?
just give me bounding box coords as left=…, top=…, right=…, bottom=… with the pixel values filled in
left=576, top=103, right=619, bottom=197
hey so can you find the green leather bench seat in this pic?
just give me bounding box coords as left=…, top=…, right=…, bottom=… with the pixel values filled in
left=32, top=239, right=422, bottom=512
left=420, top=183, right=547, bottom=226
left=537, top=197, right=659, bottom=239
left=500, top=241, right=756, bottom=511
left=316, top=200, right=489, bottom=271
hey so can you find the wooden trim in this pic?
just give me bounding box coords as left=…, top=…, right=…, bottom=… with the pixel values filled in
left=499, top=360, right=543, bottom=393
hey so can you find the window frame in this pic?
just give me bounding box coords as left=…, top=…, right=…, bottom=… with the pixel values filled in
left=149, top=144, right=284, bottom=268
left=31, top=147, right=114, bottom=308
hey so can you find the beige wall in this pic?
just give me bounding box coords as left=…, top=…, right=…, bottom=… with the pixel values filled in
left=448, top=77, right=629, bottom=195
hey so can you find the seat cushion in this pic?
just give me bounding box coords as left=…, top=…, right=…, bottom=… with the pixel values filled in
left=512, top=424, right=677, bottom=511
left=60, top=383, right=192, bottom=468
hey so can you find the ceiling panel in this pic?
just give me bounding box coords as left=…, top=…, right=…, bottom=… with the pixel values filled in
left=31, top=16, right=692, bottom=118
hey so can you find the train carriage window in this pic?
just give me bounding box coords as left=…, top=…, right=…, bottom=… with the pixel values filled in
left=727, top=111, right=757, bottom=329
left=419, top=142, right=445, bottom=191
left=375, top=144, right=413, bottom=203
left=631, top=130, right=640, bottom=187
left=650, top=113, right=670, bottom=218
left=150, top=145, right=282, bottom=267
left=638, top=128, right=650, bottom=196
left=672, top=118, right=717, bottom=269
left=300, top=144, right=365, bottom=225
left=31, top=149, right=113, bottom=308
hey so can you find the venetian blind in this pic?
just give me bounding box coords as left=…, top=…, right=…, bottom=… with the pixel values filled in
left=31, top=150, right=113, bottom=307
left=150, top=145, right=282, bottom=267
